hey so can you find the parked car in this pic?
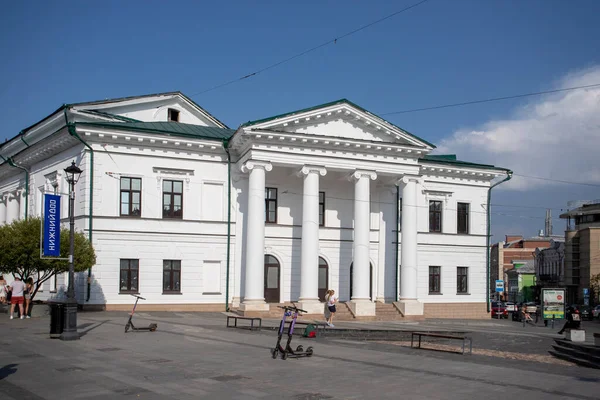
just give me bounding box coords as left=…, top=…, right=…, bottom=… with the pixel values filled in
left=572, top=304, right=593, bottom=321
left=491, top=301, right=508, bottom=319
left=524, top=302, right=538, bottom=314
left=505, top=302, right=517, bottom=313
left=592, top=305, right=600, bottom=319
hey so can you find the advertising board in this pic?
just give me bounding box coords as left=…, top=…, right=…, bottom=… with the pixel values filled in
left=542, top=288, right=565, bottom=320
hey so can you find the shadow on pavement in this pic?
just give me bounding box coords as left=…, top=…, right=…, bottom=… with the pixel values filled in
left=0, top=363, right=18, bottom=380
left=78, top=320, right=110, bottom=338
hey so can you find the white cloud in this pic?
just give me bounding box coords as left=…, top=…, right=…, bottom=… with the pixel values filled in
left=436, top=66, right=600, bottom=190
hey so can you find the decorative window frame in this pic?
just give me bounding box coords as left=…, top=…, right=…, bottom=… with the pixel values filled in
left=154, top=167, right=194, bottom=218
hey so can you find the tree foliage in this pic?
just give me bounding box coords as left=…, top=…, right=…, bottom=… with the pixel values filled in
left=0, top=217, right=96, bottom=300
left=591, top=273, right=600, bottom=303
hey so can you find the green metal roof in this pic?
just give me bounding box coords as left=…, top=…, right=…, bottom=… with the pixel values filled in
left=421, top=154, right=510, bottom=171
left=75, top=121, right=235, bottom=141
left=241, top=98, right=436, bottom=148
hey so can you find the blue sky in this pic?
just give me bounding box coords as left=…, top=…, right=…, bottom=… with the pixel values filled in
left=1, top=0, right=599, bottom=240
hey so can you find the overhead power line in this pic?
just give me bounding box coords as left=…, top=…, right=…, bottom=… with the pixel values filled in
left=189, top=0, right=430, bottom=97
left=513, top=173, right=600, bottom=188
left=380, top=83, right=600, bottom=115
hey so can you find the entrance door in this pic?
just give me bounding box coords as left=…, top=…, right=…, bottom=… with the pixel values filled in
left=318, top=257, right=329, bottom=301
left=264, top=255, right=280, bottom=303
left=349, top=262, right=373, bottom=300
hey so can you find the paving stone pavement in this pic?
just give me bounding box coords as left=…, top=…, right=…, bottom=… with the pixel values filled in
left=0, top=311, right=599, bottom=400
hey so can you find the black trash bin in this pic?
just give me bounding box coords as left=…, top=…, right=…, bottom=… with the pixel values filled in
left=49, top=302, right=65, bottom=338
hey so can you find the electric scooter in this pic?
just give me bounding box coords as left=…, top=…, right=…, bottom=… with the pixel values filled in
left=270, top=304, right=313, bottom=360
left=125, top=294, right=158, bottom=333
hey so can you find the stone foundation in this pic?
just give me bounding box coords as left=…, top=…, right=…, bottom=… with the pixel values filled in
left=423, top=302, right=488, bottom=319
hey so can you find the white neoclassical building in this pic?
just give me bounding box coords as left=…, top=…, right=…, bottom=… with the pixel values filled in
left=0, top=92, right=509, bottom=318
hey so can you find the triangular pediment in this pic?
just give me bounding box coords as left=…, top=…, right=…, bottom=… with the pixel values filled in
left=241, top=99, right=435, bottom=149
left=71, top=92, right=228, bottom=128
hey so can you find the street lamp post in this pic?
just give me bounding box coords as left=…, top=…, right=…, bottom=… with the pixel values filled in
left=60, top=160, right=82, bottom=341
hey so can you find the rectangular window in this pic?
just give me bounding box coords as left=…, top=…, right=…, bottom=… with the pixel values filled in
left=265, top=187, right=278, bottom=223
left=168, top=108, right=180, bottom=122
left=163, top=260, right=181, bottom=293
left=429, top=266, right=441, bottom=294
left=319, top=191, right=325, bottom=226
left=120, top=177, right=142, bottom=217
left=457, top=202, right=469, bottom=234
left=429, top=200, right=442, bottom=233
left=163, top=180, right=183, bottom=219
left=120, top=259, right=139, bottom=293
left=457, top=267, right=469, bottom=293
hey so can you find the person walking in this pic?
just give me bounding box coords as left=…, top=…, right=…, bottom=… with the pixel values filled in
left=324, top=289, right=337, bottom=327
left=7, top=276, right=26, bottom=320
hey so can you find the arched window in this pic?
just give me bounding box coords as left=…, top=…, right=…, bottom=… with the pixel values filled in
left=264, top=255, right=280, bottom=303
left=318, top=257, right=329, bottom=301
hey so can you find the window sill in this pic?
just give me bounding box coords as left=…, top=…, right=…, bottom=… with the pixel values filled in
left=429, top=292, right=443, bottom=295
left=456, top=293, right=471, bottom=295
left=203, top=292, right=222, bottom=295
left=162, top=292, right=182, bottom=295
left=120, top=215, right=142, bottom=218
left=119, top=292, right=140, bottom=295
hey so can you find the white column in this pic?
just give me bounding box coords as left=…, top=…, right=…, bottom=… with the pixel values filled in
left=0, top=194, right=7, bottom=225
left=396, top=175, right=424, bottom=316
left=297, top=165, right=327, bottom=314
left=6, top=191, right=20, bottom=224
left=349, top=170, right=377, bottom=316
left=239, top=160, right=272, bottom=312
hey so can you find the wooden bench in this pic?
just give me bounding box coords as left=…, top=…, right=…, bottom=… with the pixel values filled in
left=411, top=332, right=473, bottom=355
left=225, top=312, right=262, bottom=331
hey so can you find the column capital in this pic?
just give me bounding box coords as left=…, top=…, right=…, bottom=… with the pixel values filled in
left=397, top=174, right=423, bottom=186
left=297, top=165, right=327, bottom=177
left=240, top=160, right=273, bottom=174
left=349, top=170, right=377, bottom=182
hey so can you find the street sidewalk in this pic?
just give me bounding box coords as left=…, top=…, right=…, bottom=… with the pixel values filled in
left=0, top=311, right=598, bottom=400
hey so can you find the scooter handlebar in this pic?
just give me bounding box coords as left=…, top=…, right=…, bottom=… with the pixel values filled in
left=131, top=294, right=146, bottom=300
left=277, top=305, right=307, bottom=313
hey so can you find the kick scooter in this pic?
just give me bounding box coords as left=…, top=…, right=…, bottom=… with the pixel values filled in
left=125, top=294, right=158, bottom=333
left=271, top=304, right=313, bottom=360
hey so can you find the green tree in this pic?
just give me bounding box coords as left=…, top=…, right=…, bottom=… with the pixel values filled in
left=0, top=217, right=96, bottom=300
left=591, top=273, right=600, bottom=304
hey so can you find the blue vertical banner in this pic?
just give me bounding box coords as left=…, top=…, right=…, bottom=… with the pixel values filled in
left=43, top=194, right=61, bottom=257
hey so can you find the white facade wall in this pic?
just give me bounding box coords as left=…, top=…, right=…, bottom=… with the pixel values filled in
left=0, top=94, right=507, bottom=315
